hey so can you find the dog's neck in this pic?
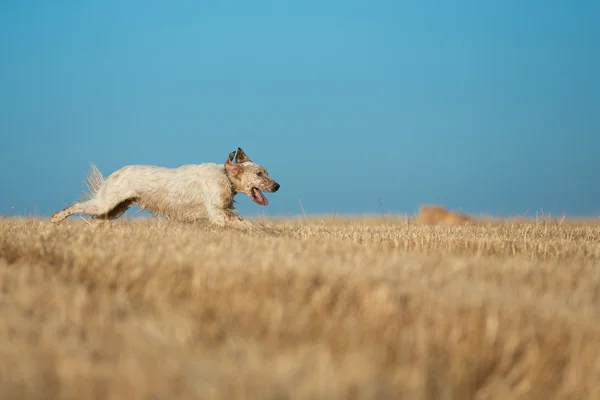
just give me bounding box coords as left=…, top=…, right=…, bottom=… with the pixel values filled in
left=224, top=169, right=239, bottom=195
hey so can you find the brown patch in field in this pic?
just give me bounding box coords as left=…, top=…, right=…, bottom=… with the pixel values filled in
left=417, top=205, right=473, bottom=226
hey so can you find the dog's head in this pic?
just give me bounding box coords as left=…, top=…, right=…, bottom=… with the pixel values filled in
left=224, top=147, right=280, bottom=206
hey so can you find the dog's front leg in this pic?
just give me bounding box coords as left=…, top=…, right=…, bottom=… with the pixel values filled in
left=227, top=214, right=254, bottom=230
left=207, top=208, right=253, bottom=230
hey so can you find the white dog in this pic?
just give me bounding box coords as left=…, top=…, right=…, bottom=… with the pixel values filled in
left=50, top=148, right=280, bottom=229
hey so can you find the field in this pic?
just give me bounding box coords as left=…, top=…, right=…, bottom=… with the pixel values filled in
left=1, top=216, right=600, bottom=399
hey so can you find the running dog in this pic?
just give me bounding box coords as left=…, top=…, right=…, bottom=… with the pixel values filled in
left=50, top=148, right=280, bottom=229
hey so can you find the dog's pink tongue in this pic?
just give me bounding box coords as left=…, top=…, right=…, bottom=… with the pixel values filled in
left=255, top=189, right=268, bottom=206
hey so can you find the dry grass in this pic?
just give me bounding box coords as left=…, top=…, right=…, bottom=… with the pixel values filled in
left=1, top=216, right=600, bottom=399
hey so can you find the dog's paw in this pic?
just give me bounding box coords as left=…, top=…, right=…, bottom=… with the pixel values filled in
left=237, top=220, right=254, bottom=231
left=50, top=212, right=63, bottom=223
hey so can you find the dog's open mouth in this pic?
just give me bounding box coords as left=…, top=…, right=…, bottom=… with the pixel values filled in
left=251, top=187, right=269, bottom=206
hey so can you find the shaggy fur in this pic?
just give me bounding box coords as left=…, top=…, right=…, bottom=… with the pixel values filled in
left=50, top=148, right=280, bottom=229
left=417, top=205, right=473, bottom=226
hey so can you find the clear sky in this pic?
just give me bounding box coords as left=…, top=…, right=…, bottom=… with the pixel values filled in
left=1, top=0, right=599, bottom=218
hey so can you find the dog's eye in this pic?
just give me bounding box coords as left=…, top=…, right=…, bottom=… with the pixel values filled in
left=257, top=172, right=263, bottom=177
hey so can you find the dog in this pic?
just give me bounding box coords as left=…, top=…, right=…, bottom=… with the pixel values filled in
left=50, top=148, right=280, bottom=229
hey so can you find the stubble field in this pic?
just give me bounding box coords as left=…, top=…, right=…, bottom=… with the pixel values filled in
left=1, top=216, right=600, bottom=399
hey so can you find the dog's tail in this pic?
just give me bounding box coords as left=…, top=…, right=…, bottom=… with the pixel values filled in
left=81, top=162, right=105, bottom=201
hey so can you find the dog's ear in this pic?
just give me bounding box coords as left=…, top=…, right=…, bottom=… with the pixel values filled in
left=227, top=151, right=236, bottom=163
left=235, top=147, right=252, bottom=163
left=225, top=159, right=244, bottom=177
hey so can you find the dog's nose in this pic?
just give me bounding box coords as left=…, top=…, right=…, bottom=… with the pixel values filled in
left=273, top=182, right=280, bottom=192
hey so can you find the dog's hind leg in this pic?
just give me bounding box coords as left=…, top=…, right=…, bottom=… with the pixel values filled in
left=51, top=196, right=135, bottom=224
left=89, top=198, right=137, bottom=226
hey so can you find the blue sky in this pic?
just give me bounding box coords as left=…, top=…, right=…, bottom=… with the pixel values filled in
left=1, top=0, right=599, bottom=218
